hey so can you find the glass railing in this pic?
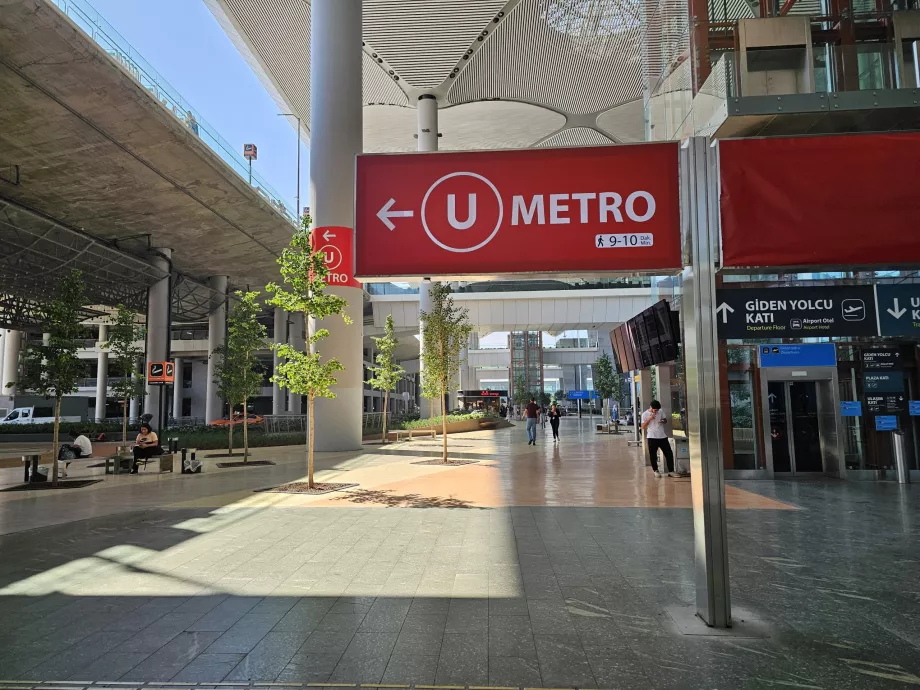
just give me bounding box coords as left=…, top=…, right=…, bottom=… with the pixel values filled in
left=48, top=0, right=296, bottom=222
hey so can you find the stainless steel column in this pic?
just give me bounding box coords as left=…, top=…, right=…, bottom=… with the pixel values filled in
left=681, top=137, right=731, bottom=628
left=416, top=95, right=439, bottom=421
left=205, top=275, right=228, bottom=424
left=309, top=0, right=363, bottom=450
left=2, top=329, right=21, bottom=399
left=144, top=249, right=171, bottom=429
left=172, top=356, right=183, bottom=421
left=272, top=307, right=287, bottom=414
left=95, top=325, right=108, bottom=422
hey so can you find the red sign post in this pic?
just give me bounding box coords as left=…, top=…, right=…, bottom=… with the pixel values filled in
left=312, top=226, right=361, bottom=289
left=355, top=144, right=681, bottom=278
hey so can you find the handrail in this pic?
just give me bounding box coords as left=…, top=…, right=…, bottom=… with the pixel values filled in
left=47, top=0, right=297, bottom=222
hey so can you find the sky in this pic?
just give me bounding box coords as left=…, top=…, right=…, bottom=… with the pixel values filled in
left=89, top=0, right=307, bottom=214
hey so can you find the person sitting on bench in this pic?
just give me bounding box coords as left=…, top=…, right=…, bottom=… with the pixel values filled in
left=131, top=423, right=162, bottom=473
left=58, top=429, right=93, bottom=477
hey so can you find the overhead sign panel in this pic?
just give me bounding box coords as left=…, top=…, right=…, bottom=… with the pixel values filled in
left=715, top=286, right=877, bottom=339
left=719, top=133, right=920, bottom=269
left=876, top=285, right=920, bottom=336
left=355, top=144, right=681, bottom=278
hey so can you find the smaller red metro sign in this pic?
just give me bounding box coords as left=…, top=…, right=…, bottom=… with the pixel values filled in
left=311, top=226, right=361, bottom=289
left=355, top=143, right=681, bottom=278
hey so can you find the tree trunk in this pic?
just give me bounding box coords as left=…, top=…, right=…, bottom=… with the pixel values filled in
left=243, top=396, right=249, bottom=461
left=52, top=395, right=61, bottom=486
left=441, top=382, right=448, bottom=463
left=228, top=410, right=234, bottom=456
left=308, top=394, right=315, bottom=488
left=382, top=391, right=388, bottom=444
left=122, top=397, right=128, bottom=451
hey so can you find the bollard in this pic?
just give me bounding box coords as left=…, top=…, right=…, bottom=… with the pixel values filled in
left=892, top=430, right=911, bottom=484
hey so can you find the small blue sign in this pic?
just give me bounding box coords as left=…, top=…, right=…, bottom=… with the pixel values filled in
left=840, top=401, right=862, bottom=417
left=759, top=343, right=837, bottom=368
left=863, top=372, right=904, bottom=393
left=909, top=401, right=920, bottom=416
left=567, top=390, right=596, bottom=400
left=875, top=415, right=898, bottom=431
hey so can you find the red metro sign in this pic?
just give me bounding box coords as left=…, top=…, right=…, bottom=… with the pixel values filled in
left=311, top=226, right=361, bottom=289
left=355, top=143, right=681, bottom=278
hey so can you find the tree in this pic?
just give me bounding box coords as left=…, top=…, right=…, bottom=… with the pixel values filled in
left=17, top=270, right=85, bottom=486
left=266, top=217, right=351, bottom=488
left=212, top=291, right=267, bottom=460
left=512, top=373, right=529, bottom=414
left=593, top=353, right=616, bottom=421
left=366, top=314, right=405, bottom=444
left=420, top=282, right=472, bottom=463
left=538, top=391, right=551, bottom=407
left=103, top=304, right=146, bottom=451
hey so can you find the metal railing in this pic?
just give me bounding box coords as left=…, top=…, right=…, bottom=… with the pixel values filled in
left=263, top=414, right=307, bottom=434
left=48, top=0, right=296, bottom=221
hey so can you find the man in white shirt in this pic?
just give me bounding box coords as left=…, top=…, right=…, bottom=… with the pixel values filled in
left=641, top=400, right=677, bottom=478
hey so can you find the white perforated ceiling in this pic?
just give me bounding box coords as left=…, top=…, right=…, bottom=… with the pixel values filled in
left=206, top=0, right=682, bottom=151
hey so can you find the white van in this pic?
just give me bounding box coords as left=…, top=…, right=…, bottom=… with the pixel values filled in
left=0, top=407, right=81, bottom=425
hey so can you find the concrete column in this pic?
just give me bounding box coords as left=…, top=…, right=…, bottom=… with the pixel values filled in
left=206, top=275, right=228, bottom=423
left=638, top=367, right=653, bottom=444
left=416, top=95, right=439, bottom=419
left=129, top=361, right=139, bottom=421
left=309, top=0, right=363, bottom=451
left=655, top=363, right=676, bottom=416
left=287, top=312, right=304, bottom=414
left=272, top=307, right=287, bottom=414
left=95, top=324, right=108, bottom=422
left=172, top=356, right=183, bottom=421
left=2, top=329, right=21, bottom=402
left=144, top=249, right=171, bottom=429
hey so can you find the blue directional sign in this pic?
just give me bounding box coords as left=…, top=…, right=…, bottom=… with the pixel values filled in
left=910, top=401, right=920, bottom=417
left=863, top=372, right=904, bottom=393
left=567, top=390, right=597, bottom=400
left=877, top=285, right=920, bottom=336
left=875, top=415, right=898, bottom=431
left=758, top=343, right=837, bottom=368
left=840, top=401, right=862, bottom=417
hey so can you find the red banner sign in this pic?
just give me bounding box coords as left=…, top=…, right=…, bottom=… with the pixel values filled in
left=312, top=226, right=361, bottom=289
left=355, top=144, right=681, bottom=278
left=720, top=133, right=920, bottom=269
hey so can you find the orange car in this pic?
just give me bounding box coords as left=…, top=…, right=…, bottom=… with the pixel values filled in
left=211, top=413, right=264, bottom=427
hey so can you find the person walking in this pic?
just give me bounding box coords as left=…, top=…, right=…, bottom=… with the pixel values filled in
left=523, top=396, right=541, bottom=445
left=642, top=400, right=677, bottom=478
left=548, top=403, right=562, bottom=442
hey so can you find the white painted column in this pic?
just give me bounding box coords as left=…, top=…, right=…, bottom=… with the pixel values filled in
left=0, top=330, right=5, bottom=396
left=2, top=329, right=21, bottom=398
left=287, top=312, right=304, bottom=414
left=172, top=356, right=183, bottom=421
left=95, top=324, right=108, bottom=422
left=206, top=275, right=228, bottom=424
left=272, top=307, right=287, bottom=414
left=417, top=95, right=439, bottom=419
left=129, top=361, right=139, bottom=421
left=309, top=0, right=363, bottom=451
left=144, top=249, right=171, bottom=429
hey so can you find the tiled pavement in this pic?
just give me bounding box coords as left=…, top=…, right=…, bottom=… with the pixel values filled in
left=0, top=422, right=918, bottom=688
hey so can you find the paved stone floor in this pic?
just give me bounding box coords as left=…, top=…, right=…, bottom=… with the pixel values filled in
left=0, top=420, right=918, bottom=688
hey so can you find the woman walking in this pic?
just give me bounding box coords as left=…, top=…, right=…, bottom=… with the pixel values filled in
left=548, top=403, right=562, bottom=442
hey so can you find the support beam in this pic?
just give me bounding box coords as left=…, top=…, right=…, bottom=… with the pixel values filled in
left=2, top=329, right=21, bottom=402
left=288, top=312, right=304, bottom=414
left=681, top=137, right=731, bottom=628
left=205, top=275, right=228, bottom=424
left=416, top=95, right=439, bottom=420
left=144, top=249, right=171, bottom=430
left=309, top=0, right=363, bottom=451
left=418, top=279, right=434, bottom=418
left=172, top=356, right=183, bottom=421
left=95, top=325, right=108, bottom=423
left=272, top=307, right=287, bottom=414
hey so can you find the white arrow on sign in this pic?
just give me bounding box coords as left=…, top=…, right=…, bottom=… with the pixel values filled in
left=887, top=298, right=907, bottom=319
left=768, top=393, right=776, bottom=403
left=377, top=198, right=414, bottom=231
left=322, top=228, right=336, bottom=241
left=716, top=302, right=735, bottom=324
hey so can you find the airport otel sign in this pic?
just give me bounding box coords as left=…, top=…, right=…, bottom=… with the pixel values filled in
left=312, top=226, right=361, bottom=289
left=355, top=143, right=680, bottom=278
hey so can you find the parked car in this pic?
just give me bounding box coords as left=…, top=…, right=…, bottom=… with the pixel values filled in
left=210, top=413, right=264, bottom=427
left=0, top=406, right=81, bottom=425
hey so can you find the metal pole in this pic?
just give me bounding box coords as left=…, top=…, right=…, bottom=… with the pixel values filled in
left=296, top=116, right=301, bottom=219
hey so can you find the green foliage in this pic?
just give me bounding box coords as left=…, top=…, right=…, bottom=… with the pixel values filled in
left=366, top=314, right=406, bottom=442
left=538, top=391, right=551, bottom=407
left=17, top=270, right=86, bottom=485
left=212, top=291, right=267, bottom=457
left=419, top=282, right=472, bottom=461
left=266, top=215, right=352, bottom=486
left=103, top=304, right=146, bottom=445
left=512, top=373, right=529, bottom=406
left=593, top=353, right=616, bottom=399
left=396, top=412, right=499, bottom=430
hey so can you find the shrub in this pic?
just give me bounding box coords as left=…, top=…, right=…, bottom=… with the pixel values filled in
left=395, top=411, right=498, bottom=430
